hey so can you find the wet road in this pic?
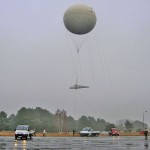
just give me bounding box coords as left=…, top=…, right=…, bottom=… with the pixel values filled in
left=0, top=136, right=149, bottom=150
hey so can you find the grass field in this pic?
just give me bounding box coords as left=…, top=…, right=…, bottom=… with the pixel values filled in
left=0, top=131, right=144, bottom=137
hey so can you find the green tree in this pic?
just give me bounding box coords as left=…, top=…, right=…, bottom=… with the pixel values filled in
left=87, top=116, right=96, bottom=129
left=125, top=120, right=133, bottom=132
left=96, top=118, right=106, bottom=131
left=78, top=116, right=89, bottom=130
left=132, top=120, right=146, bottom=131
left=15, top=107, right=54, bottom=132
left=77, top=116, right=107, bottom=131
left=105, top=123, right=116, bottom=131
left=67, top=116, right=77, bottom=132
left=0, top=111, right=8, bottom=130
left=8, top=114, right=16, bottom=130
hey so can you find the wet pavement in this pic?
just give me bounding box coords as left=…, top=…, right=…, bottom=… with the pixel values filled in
left=0, top=136, right=149, bottom=150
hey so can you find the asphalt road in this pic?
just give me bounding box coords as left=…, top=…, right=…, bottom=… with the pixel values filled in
left=0, top=136, right=149, bottom=149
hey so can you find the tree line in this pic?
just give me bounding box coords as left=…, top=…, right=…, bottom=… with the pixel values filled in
left=0, top=107, right=146, bottom=132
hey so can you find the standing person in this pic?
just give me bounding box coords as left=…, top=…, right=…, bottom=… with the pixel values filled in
left=144, top=128, right=148, bottom=140
left=43, top=129, right=46, bottom=136
left=73, top=129, right=75, bottom=136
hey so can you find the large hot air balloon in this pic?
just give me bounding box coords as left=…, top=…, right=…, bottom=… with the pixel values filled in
left=63, top=4, right=96, bottom=35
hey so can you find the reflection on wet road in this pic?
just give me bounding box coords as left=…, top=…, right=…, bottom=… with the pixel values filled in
left=0, top=136, right=149, bottom=149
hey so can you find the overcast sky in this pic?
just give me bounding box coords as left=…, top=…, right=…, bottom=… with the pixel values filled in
left=0, top=0, right=150, bottom=125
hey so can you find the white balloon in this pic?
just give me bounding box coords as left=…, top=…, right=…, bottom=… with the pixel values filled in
left=64, top=4, right=96, bottom=35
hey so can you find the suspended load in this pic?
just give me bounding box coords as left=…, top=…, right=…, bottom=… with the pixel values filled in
left=70, top=84, right=89, bottom=89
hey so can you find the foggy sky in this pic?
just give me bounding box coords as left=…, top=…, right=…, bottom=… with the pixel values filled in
left=0, top=0, right=150, bottom=125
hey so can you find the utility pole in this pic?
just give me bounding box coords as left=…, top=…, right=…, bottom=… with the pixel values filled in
left=143, top=111, right=147, bottom=130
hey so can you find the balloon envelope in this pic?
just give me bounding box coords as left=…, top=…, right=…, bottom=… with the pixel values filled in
left=63, top=4, right=96, bottom=35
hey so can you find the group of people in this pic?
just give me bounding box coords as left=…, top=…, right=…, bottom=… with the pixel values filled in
left=42, top=128, right=148, bottom=139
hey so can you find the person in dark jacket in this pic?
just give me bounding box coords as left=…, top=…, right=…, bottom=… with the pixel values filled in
left=144, top=128, right=148, bottom=140
left=73, top=129, right=75, bottom=136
